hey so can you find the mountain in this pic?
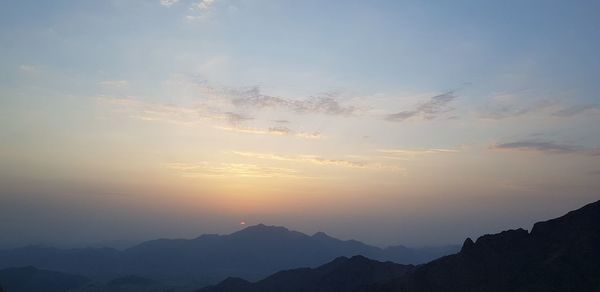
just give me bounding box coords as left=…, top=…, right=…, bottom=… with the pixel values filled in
left=368, top=199, right=600, bottom=292
left=199, top=199, right=600, bottom=292
left=2, top=200, right=598, bottom=292
left=0, top=224, right=456, bottom=284
left=0, top=266, right=90, bottom=292
left=0, top=246, right=120, bottom=280
left=199, top=256, right=414, bottom=292
left=69, top=275, right=198, bottom=292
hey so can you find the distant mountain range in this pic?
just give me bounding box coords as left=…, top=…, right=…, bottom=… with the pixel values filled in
left=201, top=199, right=600, bottom=292
left=3, top=200, right=598, bottom=292
left=0, top=224, right=457, bottom=284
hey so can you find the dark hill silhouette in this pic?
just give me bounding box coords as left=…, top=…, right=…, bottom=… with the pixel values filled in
left=0, top=266, right=90, bottom=292
left=1, top=200, right=599, bottom=292
left=198, top=199, right=600, bottom=292
left=199, top=256, right=414, bottom=292
left=0, top=224, right=456, bottom=284
left=367, top=199, right=600, bottom=291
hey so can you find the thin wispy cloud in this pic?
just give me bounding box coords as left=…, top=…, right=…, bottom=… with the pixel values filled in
left=385, top=91, right=456, bottom=122
left=99, top=97, right=211, bottom=126
left=216, top=126, right=322, bottom=139
left=165, top=77, right=357, bottom=117
left=552, top=104, right=600, bottom=117
left=224, top=112, right=254, bottom=125
left=100, top=97, right=322, bottom=139
left=18, top=64, right=39, bottom=75
left=231, top=87, right=355, bottom=116
left=166, top=162, right=300, bottom=178
left=491, top=140, right=600, bottom=157
left=481, top=94, right=555, bottom=120
left=185, top=0, right=218, bottom=21
left=231, top=151, right=404, bottom=171
left=159, top=0, right=179, bottom=7
left=192, top=0, right=216, bottom=11
left=377, top=148, right=460, bottom=156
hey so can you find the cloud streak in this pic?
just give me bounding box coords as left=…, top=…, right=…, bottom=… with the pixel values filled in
left=231, top=151, right=404, bottom=171
left=385, top=91, right=456, bottom=122
left=100, top=97, right=323, bottom=139
left=159, top=0, right=179, bottom=7
left=224, top=112, right=254, bottom=125
left=552, top=104, right=600, bottom=117
left=166, top=162, right=300, bottom=178
left=230, top=87, right=355, bottom=116
left=215, top=126, right=322, bottom=139
left=491, top=141, right=600, bottom=156
left=377, top=148, right=460, bottom=156
left=480, top=94, right=555, bottom=120
left=192, top=0, right=216, bottom=11
left=99, top=97, right=211, bottom=126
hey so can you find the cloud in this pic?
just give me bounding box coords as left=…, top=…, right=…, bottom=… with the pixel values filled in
left=162, top=76, right=357, bottom=117
left=231, top=87, right=355, bottom=116
left=268, top=126, right=292, bottom=135
left=160, top=0, right=179, bottom=7
left=166, top=162, right=300, bottom=178
left=231, top=151, right=403, bottom=171
left=491, top=140, right=600, bottom=157
left=481, top=94, right=555, bottom=120
left=492, top=141, right=576, bottom=154
left=100, top=96, right=324, bottom=139
left=98, top=97, right=212, bottom=126
left=216, top=125, right=322, bottom=139
left=224, top=112, right=254, bottom=125
left=552, top=104, right=600, bottom=117
left=18, top=64, right=39, bottom=75
left=385, top=111, right=418, bottom=122
left=192, top=0, right=216, bottom=11
left=377, top=148, right=460, bottom=156
left=185, top=0, right=218, bottom=21
left=385, top=91, right=456, bottom=122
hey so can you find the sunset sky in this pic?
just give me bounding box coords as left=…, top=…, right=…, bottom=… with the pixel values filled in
left=1, top=0, right=599, bottom=248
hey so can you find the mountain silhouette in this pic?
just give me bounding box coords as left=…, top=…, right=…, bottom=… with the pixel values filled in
left=0, top=224, right=456, bottom=284
left=199, top=255, right=414, bottom=292
left=1, top=200, right=598, bottom=292
left=0, top=266, right=90, bottom=292
left=195, top=199, right=600, bottom=292
left=367, top=199, right=600, bottom=292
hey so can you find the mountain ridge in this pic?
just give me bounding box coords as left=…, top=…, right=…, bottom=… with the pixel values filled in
left=0, top=224, right=457, bottom=284
left=198, top=199, right=600, bottom=292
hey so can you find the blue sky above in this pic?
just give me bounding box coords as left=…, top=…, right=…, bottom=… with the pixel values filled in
left=0, top=0, right=599, bottom=248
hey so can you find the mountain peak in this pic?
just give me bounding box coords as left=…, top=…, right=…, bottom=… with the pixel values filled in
left=230, top=224, right=293, bottom=238
left=460, top=237, right=475, bottom=253
left=312, top=231, right=333, bottom=239
left=244, top=223, right=288, bottom=232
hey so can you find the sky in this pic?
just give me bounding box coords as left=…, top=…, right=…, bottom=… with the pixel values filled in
left=1, top=0, right=599, bottom=248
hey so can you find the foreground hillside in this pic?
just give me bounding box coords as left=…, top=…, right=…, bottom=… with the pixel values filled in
left=367, top=199, right=600, bottom=292
left=200, top=256, right=414, bottom=292
left=201, top=199, right=600, bottom=292
left=0, top=266, right=88, bottom=292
